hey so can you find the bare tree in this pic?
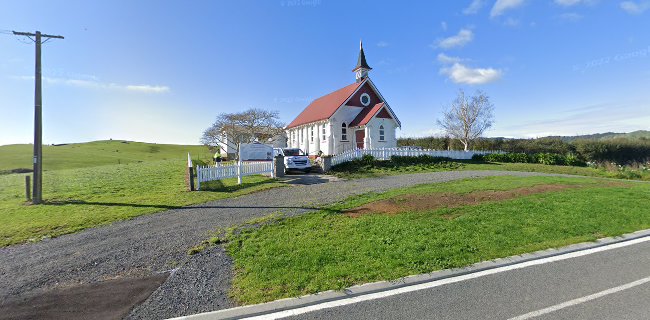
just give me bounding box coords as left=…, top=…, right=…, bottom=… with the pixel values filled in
left=201, top=108, right=285, bottom=157
left=437, top=89, right=494, bottom=151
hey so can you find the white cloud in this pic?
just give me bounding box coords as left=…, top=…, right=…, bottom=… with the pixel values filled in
left=557, top=12, right=584, bottom=21
left=490, top=0, right=526, bottom=17
left=436, top=28, right=474, bottom=49
left=620, top=1, right=650, bottom=14
left=463, top=0, right=485, bottom=14
left=441, top=21, right=448, bottom=31
left=554, top=0, right=582, bottom=6
left=437, top=53, right=463, bottom=64
left=125, top=85, right=170, bottom=93
left=14, top=75, right=169, bottom=93
left=503, top=17, right=521, bottom=26
left=377, top=41, right=389, bottom=47
left=440, top=62, right=503, bottom=85
left=554, top=0, right=598, bottom=6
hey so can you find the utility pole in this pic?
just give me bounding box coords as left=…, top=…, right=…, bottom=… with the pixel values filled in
left=13, top=30, right=64, bottom=204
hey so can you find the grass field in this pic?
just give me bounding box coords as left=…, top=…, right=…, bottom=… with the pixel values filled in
left=0, top=140, right=284, bottom=247
left=226, top=175, right=650, bottom=304
left=0, top=140, right=212, bottom=172
left=0, top=159, right=283, bottom=246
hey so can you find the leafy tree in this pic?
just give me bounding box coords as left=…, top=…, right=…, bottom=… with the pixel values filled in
left=201, top=108, right=285, bottom=157
left=437, top=89, right=494, bottom=151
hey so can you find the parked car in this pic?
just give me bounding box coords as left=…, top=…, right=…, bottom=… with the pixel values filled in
left=274, top=148, right=311, bottom=173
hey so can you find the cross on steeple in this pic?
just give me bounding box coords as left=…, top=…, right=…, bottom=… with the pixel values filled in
left=352, top=40, right=372, bottom=82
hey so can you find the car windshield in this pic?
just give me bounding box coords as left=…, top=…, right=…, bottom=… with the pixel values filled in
left=283, top=149, right=305, bottom=156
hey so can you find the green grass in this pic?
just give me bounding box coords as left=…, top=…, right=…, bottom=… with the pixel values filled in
left=0, top=159, right=285, bottom=246
left=226, top=175, right=650, bottom=304
left=0, top=140, right=212, bottom=172
left=330, top=158, right=650, bottom=181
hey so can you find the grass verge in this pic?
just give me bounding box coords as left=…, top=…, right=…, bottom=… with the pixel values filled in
left=330, top=158, right=650, bottom=181
left=226, top=175, right=650, bottom=305
left=0, top=159, right=285, bottom=247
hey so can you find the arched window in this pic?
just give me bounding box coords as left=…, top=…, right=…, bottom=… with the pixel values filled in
left=379, top=125, right=385, bottom=141
left=341, top=123, right=348, bottom=141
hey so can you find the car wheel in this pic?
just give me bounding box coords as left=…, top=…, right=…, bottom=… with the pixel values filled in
left=304, top=168, right=311, bottom=173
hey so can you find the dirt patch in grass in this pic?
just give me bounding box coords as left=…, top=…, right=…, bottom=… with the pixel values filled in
left=345, top=184, right=583, bottom=218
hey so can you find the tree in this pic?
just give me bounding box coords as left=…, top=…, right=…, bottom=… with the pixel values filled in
left=201, top=108, right=285, bottom=158
left=437, top=89, right=494, bottom=151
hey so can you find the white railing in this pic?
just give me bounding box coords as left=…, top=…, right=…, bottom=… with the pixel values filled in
left=196, top=161, right=274, bottom=190
left=331, top=148, right=499, bottom=166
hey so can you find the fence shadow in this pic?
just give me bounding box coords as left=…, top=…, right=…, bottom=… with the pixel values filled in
left=198, top=178, right=275, bottom=192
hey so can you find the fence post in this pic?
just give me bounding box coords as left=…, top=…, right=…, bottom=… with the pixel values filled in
left=187, top=153, right=195, bottom=191
left=237, top=160, right=243, bottom=185
left=25, top=175, right=31, bottom=201
left=273, top=155, right=284, bottom=178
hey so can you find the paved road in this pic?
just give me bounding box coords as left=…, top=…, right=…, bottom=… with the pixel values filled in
left=284, top=238, right=650, bottom=320
left=0, top=170, right=569, bottom=319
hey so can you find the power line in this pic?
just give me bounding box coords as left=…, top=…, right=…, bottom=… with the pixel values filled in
left=12, top=30, right=64, bottom=205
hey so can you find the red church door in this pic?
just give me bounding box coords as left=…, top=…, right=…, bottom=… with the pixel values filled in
left=355, top=130, right=365, bottom=149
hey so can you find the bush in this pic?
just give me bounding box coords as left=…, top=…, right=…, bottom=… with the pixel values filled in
left=535, top=153, right=565, bottom=166
left=389, top=155, right=450, bottom=166
left=477, top=152, right=586, bottom=167
left=508, top=153, right=531, bottom=163
left=359, top=154, right=376, bottom=165
left=399, top=136, right=650, bottom=164
left=565, top=153, right=586, bottom=167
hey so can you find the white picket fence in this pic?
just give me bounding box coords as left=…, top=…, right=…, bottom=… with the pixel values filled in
left=196, top=161, right=274, bottom=190
left=331, top=148, right=498, bottom=166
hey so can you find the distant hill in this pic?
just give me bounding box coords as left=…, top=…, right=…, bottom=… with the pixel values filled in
left=544, top=130, right=650, bottom=142
left=0, top=140, right=211, bottom=173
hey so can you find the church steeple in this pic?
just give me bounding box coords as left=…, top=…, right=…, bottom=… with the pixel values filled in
left=352, top=40, right=372, bottom=82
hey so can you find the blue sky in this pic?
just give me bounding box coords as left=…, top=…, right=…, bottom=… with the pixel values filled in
left=1, top=0, right=649, bottom=146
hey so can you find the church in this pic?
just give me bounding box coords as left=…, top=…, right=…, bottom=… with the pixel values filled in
left=285, top=42, right=401, bottom=156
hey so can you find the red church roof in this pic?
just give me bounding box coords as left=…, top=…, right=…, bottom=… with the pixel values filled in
left=349, top=102, right=387, bottom=127
left=286, top=81, right=363, bottom=129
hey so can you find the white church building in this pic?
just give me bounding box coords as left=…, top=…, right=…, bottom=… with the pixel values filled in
left=285, top=42, right=401, bottom=156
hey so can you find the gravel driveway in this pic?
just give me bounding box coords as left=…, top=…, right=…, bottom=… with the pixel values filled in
left=0, top=170, right=569, bottom=319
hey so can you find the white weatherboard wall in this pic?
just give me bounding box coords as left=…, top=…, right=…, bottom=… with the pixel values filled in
left=365, top=117, right=397, bottom=149
left=331, top=105, right=363, bottom=154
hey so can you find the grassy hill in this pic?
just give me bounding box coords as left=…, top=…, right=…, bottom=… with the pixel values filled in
left=0, top=140, right=212, bottom=172
left=546, top=130, right=650, bottom=142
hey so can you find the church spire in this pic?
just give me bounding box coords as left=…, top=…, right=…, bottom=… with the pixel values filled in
left=352, top=40, right=372, bottom=82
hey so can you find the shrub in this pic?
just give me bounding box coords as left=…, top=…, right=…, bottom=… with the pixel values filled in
left=389, top=155, right=450, bottom=166
left=535, top=153, right=565, bottom=166
left=359, top=154, right=376, bottom=165
left=508, top=153, right=531, bottom=163
left=565, top=153, right=586, bottom=167
left=471, top=154, right=485, bottom=161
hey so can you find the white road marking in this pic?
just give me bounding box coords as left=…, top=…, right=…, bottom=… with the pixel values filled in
left=507, top=276, right=650, bottom=320
left=240, top=236, right=650, bottom=320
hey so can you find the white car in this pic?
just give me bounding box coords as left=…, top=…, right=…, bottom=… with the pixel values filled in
left=274, top=148, right=311, bottom=173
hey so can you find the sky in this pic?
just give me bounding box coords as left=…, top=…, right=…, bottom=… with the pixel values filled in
left=1, top=0, right=649, bottom=146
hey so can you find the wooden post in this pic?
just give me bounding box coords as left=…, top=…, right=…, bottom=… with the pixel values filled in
left=25, top=176, right=31, bottom=201
left=237, top=144, right=243, bottom=185
left=186, top=153, right=195, bottom=191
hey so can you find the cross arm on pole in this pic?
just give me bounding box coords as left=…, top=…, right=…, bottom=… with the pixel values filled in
left=12, top=31, right=64, bottom=39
